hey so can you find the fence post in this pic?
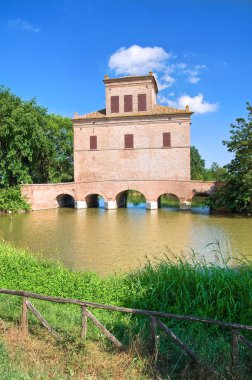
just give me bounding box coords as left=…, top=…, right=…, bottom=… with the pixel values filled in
left=150, top=316, right=159, bottom=362
left=81, top=306, right=88, bottom=341
left=231, top=329, right=239, bottom=377
left=21, top=297, right=28, bottom=337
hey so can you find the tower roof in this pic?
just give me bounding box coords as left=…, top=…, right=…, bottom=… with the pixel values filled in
left=103, top=72, right=158, bottom=93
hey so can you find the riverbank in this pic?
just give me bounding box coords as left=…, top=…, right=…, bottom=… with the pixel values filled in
left=0, top=241, right=251, bottom=379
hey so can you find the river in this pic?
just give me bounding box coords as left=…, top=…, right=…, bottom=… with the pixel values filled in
left=0, top=204, right=251, bottom=275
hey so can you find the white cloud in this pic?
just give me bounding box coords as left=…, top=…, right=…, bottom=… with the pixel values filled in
left=108, top=45, right=171, bottom=75
left=158, top=94, right=171, bottom=104
left=158, top=93, right=218, bottom=114
left=108, top=45, right=218, bottom=115
left=178, top=94, right=218, bottom=113
left=161, top=73, right=175, bottom=86
left=8, top=18, right=40, bottom=33
left=188, top=76, right=200, bottom=84
left=108, top=45, right=208, bottom=89
left=184, top=65, right=206, bottom=84
left=175, top=63, right=187, bottom=70
left=155, top=72, right=175, bottom=90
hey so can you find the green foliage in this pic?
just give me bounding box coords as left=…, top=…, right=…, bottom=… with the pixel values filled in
left=126, top=255, right=252, bottom=324
left=0, top=187, right=30, bottom=212
left=204, top=162, right=227, bottom=181
left=190, top=146, right=206, bottom=180
left=190, top=147, right=226, bottom=181
left=210, top=103, right=252, bottom=214
left=0, top=86, right=73, bottom=187
left=158, top=194, right=180, bottom=207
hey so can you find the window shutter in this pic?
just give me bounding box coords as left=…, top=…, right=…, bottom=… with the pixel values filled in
left=124, top=95, right=133, bottom=112
left=125, top=134, right=134, bottom=149
left=90, top=135, right=97, bottom=150
left=163, top=132, right=171, bottom=148
left=111, top=96, right=119, bottom=113
left=138, top=94, right=147, bottom=111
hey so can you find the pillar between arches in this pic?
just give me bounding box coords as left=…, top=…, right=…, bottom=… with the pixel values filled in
left=179, top=200, right=191, bottom=210
left=146, top=201, right=158, bottom=210
left=74, top=200, right=87, bottom=209
left=104, top=200, right=117, bottom=209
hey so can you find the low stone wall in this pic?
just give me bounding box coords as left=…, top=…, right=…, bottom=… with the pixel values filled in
left=22, top=180, right=217, bottom=211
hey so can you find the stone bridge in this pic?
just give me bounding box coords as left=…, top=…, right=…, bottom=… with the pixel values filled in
left=22, top=180, right=217, bottom=210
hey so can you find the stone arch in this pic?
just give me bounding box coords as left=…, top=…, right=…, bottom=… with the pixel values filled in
left=85, top=193, right=105, bottom=208
left=56, top=194, right=75, bottom=208
left=157, top=193, right=180, bottom=208
left=116, top=190, right=146, bottom=208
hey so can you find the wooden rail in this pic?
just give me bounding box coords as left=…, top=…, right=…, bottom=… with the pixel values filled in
left=1, top=288, right=252, bottom=375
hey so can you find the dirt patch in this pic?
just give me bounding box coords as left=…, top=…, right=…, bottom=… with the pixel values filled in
left=0, top=320, right=151, bottom=379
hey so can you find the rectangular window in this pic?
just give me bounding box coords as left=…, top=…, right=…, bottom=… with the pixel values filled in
left=124, top=95, right=133, bottom=112
left=138, top=94, right=147, bottom=111
left=111, top=96, right=119, bottom=113
left=163, top=132, right=171, bottom=148
left=90, top=135, right=97, bottom=150
left=124, top=134, right=134, bottom=149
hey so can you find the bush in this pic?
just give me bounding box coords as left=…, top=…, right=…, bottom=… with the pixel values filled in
left=0, top=187, right=30, bottom=213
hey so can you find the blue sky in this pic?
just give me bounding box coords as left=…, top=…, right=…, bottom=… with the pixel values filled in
left=1, top=0, right=251, bottom=167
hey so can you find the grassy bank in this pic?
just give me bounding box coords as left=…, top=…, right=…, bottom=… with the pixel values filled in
left=0, top=241, right=252, bottom=379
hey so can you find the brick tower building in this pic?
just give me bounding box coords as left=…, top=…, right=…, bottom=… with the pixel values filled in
left=72, top=72, right=192, bottom=208
left=22, top=73, right=216, bottom=210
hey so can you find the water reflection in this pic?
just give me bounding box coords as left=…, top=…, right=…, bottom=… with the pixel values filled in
left=0, top=208, right=251, bottom=275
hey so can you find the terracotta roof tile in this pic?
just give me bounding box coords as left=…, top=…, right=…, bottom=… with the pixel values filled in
left=73, top=104, right=191, bottom=121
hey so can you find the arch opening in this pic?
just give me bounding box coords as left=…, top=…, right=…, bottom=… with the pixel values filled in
left=116, top=190, right=146, bottom=208
left=85, top=194, right=105, bottom=208
left=191, top=193, right=209, bottom=207
left=56, top=194, right=74, bottom=208
left=191, top=193, right=210, bottom=214
left=158, top=193, right=180, bottom=209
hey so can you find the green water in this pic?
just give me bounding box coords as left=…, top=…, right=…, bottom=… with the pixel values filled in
left=0, top=205, right=251, bottom=275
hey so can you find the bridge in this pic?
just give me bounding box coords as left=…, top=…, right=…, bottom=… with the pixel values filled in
left=22, top=179, right=217, bottom=210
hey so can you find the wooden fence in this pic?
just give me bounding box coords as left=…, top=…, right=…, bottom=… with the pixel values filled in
left=0, top=288, right=252, bottom=375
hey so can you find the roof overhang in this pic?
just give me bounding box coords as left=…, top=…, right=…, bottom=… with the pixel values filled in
left=103, top=74, right=159, bottom=94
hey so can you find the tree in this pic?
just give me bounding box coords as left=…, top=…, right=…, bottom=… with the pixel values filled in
left=203, top=162, right=227, bottom=181
left=190, top=146, right=227, bottom=181
left=0, top=86, right=73, bottom=187
left=210, top=103, right=252, bottom=214
left=190, top=146, right=206, bottom=180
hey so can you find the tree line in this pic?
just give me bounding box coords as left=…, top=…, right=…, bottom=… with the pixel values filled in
left=190, top=146, right=227, bottom=181
left=0, top=87, right=251, bottom=214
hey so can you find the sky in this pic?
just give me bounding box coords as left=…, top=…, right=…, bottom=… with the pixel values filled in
left=0, top=0, right=251, bottom=167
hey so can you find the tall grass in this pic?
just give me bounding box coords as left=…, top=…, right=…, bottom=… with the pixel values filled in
left=126, top=253, right=252, bottom=324
left=0, top=240, right=251, bottom=378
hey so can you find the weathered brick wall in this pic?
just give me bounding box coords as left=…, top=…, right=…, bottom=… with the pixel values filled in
left=74, top=115, right=191, bottom=183
left=105, top=77, right=156, bottom=115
